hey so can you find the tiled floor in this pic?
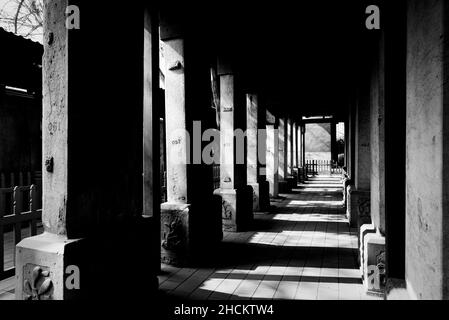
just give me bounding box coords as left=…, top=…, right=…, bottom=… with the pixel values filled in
left=0, top=175, right=381, bottom=300
left=158, top=175, right=382, bottom=300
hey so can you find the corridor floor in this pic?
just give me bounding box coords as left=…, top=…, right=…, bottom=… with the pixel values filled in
left=157, top=175, right=382, bottom=300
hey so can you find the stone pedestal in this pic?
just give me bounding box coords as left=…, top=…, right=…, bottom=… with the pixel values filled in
left=249, top=181, right=270, bottom=212
left=214, top=187, right=253, bottom=232
left=160, top=203, right=190, bottom=266
left=346, top=186, right=371, bottom=228
left=278, top=181, right=290, bottom=194
left=359, top=224, right=376, bottom=276
left=16, top=234, right=83, bottom=300
left=287, top=176, right=297, bottom=190
left=363, top=233, right=386, bottom=297
left=292, top=167, right=299, bottom=183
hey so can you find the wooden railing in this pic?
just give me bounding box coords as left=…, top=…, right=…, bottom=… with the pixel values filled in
left=305, top=160, right=343, bottom=175
left=0, top=171, right=41, bottom=189
left=0, top=185, right=42, bottom=280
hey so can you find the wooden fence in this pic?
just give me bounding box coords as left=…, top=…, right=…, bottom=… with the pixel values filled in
left=305, top=160, right=343, bottom=175
left=0, top=182, right=42, bottom=280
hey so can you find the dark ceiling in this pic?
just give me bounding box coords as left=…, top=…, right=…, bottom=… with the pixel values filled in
left=163, top=0, right=380, bottom=118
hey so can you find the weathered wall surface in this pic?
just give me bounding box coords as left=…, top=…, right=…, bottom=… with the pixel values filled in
left=370, top=35, right=386, bottom=234
left=406, top=0, right=449, bottom=299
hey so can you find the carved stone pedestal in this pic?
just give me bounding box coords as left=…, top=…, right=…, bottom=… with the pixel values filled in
left=249, top=181, right=270, bottom=212
left=214, top=187, right=253, bottom=232
left=359, top=224, right=376, bottom=276
left=346, top=186, right=371, bottom=228
left=16, top=233, right=84, bottom=300
left=160, top=203, right=190, bottom=266
left=278, top=181, right=290, bottom=194
left=287, top=176, right=297, bottom=190
left=363, top=233, right=386, bottom=297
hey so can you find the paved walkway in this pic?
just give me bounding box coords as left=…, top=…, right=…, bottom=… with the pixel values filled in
left=158, top=175, right=381, bottom=300
left=1, top=175, right=381, bottom=300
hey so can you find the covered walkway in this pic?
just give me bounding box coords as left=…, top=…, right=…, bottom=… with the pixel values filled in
left=157, top=176, right=380, bottom=300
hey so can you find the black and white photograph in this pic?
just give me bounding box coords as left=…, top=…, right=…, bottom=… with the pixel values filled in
left=0, top=0, right=447, bottom=316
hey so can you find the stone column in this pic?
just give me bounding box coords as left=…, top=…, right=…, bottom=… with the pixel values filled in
left=214, top=59, right=252, bottom=232
left=16, top=1, right=159, bottom=299
left=292, top=121, right=299, bottom=181
left=331, top=122, right=338, bottom=164
left=403, top=0, right=449, bottom=300
left=246, top=94, right=270, bottom=212
left=347, top=77, right=371, bottom=228
left=286, top=118, right=296, bottom=189
left=144, top=5, right=162, bottom=274
left=287, top=118, right=293, bottom=177
left=266, top=110, right=279, bottom=198
left=160, top=17, right=222, bottom=264
left=277, top=117, right=289, bottom=193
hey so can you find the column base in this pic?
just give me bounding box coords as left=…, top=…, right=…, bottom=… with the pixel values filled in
left=160, top=203, right=190, bottom=266
left=286, top=176, right=297, bottom=190
left=359, top=224, right=376, bottom=276
left=346, top=186, right=371, bottom=228
left=160, top=200, right=222, bottom=266
left=363, top=233, right=386, bottom=297
left=214, top=187, right=253, bottom=232
left=386, top=278, right=409, bottom=300
left=278, top=180, right=290, bottom=193
left=16, top=220, right=160, bottom=300
left=268, top=179, right=279, bottom=199
left=248, top=181, right=270, bottom=212
left=16, top=233, right=84, bottom=300
left=292, top=167, right=299, bottom=182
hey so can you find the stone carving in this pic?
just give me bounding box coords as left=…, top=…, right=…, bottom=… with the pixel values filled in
left=162, top=217, right=183, bottom=251
left=358, top=197, right=370, bottom=217
left=23, top=266, right=53, bottom=300
left=222, top=200, right=233, bottom=220
left=376, top=250, right=386, bottom=287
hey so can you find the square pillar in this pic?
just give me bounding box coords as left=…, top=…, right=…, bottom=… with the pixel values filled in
left=160, top=26, right=222, bottom=264
left=300, top=124, right=307, bottom=181
left=266, top=110, right=279, bottom=198
left=16, top=1, right=159, bottom=299
left=292, top=122, right=299, bottom=182
left=287, top=118, right=293, bottom=177
left=286, top=118, right=296, bottom=189
left=246, top=94, right=269, bottom=212
left=347, top=77, right=371, bottom=229
left=213, top=60, right=252, bottom=232
left=404, top=0, right=449, bottom=300
left=277, top=117, right=289, bottom=193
